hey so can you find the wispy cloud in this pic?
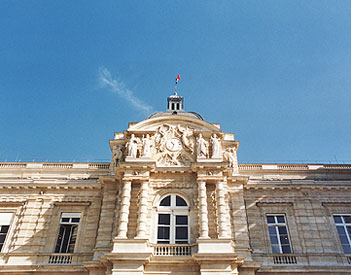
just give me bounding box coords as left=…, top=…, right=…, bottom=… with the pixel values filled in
left=98, top=66, right=154, bottom=114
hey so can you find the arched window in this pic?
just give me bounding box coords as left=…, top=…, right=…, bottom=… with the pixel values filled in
left=157, top=194, right=189, bottom=244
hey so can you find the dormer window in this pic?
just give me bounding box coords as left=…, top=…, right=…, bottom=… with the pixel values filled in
left=157, top=195, right=189, bottom=244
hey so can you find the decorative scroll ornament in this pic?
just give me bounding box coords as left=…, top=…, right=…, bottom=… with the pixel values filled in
left=154, top=124, right=195, bottom=167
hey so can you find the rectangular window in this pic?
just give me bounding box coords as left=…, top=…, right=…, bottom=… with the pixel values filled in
left=54, top=213, right=81, bottom=253
left=333, top=215, right=351, bottom=254
left=266, top=214, right=292, bottom=254
left=0, top=213, right=13, bottom=252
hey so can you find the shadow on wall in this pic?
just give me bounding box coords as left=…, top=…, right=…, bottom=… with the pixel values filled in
left=1, top=181, right=104, bottom=274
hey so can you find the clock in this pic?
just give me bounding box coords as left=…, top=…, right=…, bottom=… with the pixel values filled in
left=166, top=138, right=183, bottom=152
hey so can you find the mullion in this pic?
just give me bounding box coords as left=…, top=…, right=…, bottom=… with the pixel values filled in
left=342, top=216, right=351, bottom=247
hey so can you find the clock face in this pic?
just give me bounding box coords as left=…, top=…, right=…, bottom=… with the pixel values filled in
left=166, top=138, right=182, bottom=152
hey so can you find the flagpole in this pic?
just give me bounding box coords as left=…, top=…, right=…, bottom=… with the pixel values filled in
left=175, top=74, right=180, bottom=96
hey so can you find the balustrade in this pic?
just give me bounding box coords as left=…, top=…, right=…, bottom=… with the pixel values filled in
left=153, top=244, right=194, bottom=256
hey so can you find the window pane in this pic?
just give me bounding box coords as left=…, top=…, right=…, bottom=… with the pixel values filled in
left=344, top=216, right=351, bottom=224
left=278, top=226, right=287, bottom=234
left=61, top=218, right=70, bottom=223
left=60, top=225, right=72, bottom=253
left=268, top=226, right=276, bottom=235
left=347, top=226, right=351, bottom=236
left=282, top=245, right=292, bottom=254
left=0, top=225, right=9, bottom=233
left=176, top=216, right=188, bottom=225
left=176, top=227, right=188, bottom=240
left=158, top=214, right=170, bottom=225
left=266, top=216, right=275, bottom=224
left=157, top=227, right=170, bottom=240
left=54, top=226, right=65, bottom=253
left=175, top=240, right=188, bottom=244
left=176, top=196, right=187, bottom=206
left=337, top=226, right=346, bottom=235
left=157, top=240, right=170, bottom=244
left=280, top=234, right=290, bottom=245
left=342, top=244, right=351, bottom=254
left=0, top=235, right=6, bottom=243
left=160, top=196, right=171, bottom=206
left=67, top=225, right=78, bottom=253
left=334, top=216, right=342, bottom=223
left=271, top=244, right=280, bottom=253
left=269, top=234, right=279, bottom=244
left=276, top=216, right=285, bottom=223
left=71, top=218, right=80, bottom=223
left=339, top=234, right=349, bottom=245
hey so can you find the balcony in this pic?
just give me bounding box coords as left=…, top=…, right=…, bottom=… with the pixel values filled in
left=152, top=244, right=196, bottom=256
left=36, top=253, right=92, bottom=265
left=272, top=254, right=297, bottom=265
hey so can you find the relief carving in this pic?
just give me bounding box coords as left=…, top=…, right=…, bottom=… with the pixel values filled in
left=154, top=124, right=195, bottom=167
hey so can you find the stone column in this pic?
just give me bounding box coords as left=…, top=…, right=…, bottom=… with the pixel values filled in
left=198, top=180, right=209, bottom=239
left=136, top=180, right=149, bottom=238
left=116, top=180, right=132, bottom=238
left=216, top=181, right=231, bottom=238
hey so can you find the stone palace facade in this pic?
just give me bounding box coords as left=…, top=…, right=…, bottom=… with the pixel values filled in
left=0, top=92, right=350, bottom=275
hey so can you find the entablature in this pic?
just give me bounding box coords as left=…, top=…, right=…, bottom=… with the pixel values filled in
left=244, top=179, right=351, bottom=190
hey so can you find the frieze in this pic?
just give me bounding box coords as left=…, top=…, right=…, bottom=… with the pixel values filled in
left=150, top=181, right=195, bottom=189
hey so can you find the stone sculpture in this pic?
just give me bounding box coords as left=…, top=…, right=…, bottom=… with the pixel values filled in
left=210, top=134, right=221, bottom=158
left=223, top=147, right=235, bottom=167
left=112, top=145, right=124, bottom=166
left=126, top=134, right=139, bottom=158
left=142, top=134, right=152, bottom=158
left=197, top=133, right=208, bottom=158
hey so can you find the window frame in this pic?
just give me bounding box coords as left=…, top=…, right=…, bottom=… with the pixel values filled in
left=333, top=214, right=351, bottom=254
left=54, top=212, right=81, bottom=254
left=46, top=202, right=90, bottom=254
left=157, top=194, right=190, bottom=244
left=266, top=214, right=293, bottom=254
left=0, top=212, right=15, bottom=253
left=0, top=203, right=23, bottom=254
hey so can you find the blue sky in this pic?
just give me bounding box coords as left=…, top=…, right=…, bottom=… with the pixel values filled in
left=1, top=1, right=351, bottom=163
